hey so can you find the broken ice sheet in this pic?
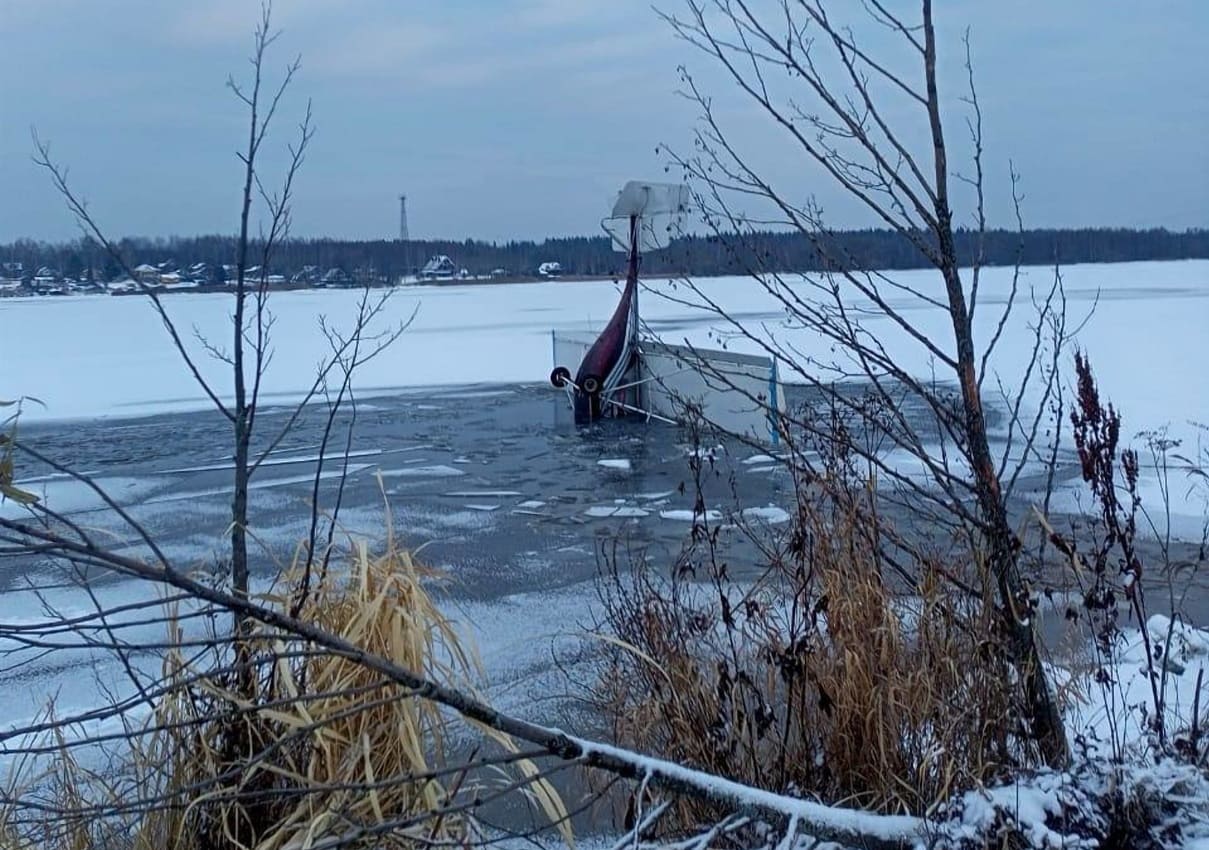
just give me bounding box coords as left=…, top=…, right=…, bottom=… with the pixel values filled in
left=584, top=505, right=649, bottom=518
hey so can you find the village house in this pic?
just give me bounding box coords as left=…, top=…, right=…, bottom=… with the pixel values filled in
left=132, top=263, right=160, bottom=285
left=418, top=255, right=456, bottom=280
left=319, top=267, right=353, bottom=287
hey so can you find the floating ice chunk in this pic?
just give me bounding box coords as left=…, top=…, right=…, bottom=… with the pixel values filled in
left=378, top=465, right=465, bottom=478
left=464, top=504, right=499, bottom=512
left=143, top=464, right=374, bottom=505
left=597, top=459, right=632, bottom=471
left=742, top=454, right=776, bottom=465
left=637, top=491, right=675, bottom=501
left=660, top=509, right=723, bottom=522
left=585, top=505, right=649, bottom=518
left=517, top=500, right=546, bottom=509
left=740, top=506, right=791, bottom=524
left=163, top=448, right=385, bottom=475
left=444, top=490, right=524, bottom=497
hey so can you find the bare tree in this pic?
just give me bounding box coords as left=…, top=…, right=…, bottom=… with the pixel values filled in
left=656, top=0, right=1072, bottom=765
left=0, top=6, right=450, bottom=846
left=227, top=6, right=309, bottom=627
left=26, top=6, right=414, bottom=637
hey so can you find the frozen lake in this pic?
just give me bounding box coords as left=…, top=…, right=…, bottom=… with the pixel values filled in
left=4, top=258, right=1207, bottom=531
left=0, top=259, right=1206, bottom=769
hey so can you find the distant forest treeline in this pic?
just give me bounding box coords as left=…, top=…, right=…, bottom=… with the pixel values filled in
left=4, top=227, right=1207, bottom=280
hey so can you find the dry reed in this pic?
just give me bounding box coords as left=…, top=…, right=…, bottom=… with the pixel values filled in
left=596, top=476, right=1027, bottom=825
left=1, top=520, right=570, bottom=850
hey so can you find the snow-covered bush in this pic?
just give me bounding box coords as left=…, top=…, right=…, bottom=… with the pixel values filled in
left=931, top=756, right=1209, bottom=850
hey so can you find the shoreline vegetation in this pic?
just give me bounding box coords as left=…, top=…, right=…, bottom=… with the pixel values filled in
left=2, top=226, right=1207, bottom=297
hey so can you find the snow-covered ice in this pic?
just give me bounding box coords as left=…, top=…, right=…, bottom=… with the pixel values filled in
left=144, top=464, right=374, bottom=504
left=661, top=508, right=724, bottom=522
left=637, top=491, right=675, bottom=501
left=4, top=264, right=1204, bottom=441
left=0, top=475, right=158, bottom=520
left=584, top=505, right=649, bottom=518
left=162, top=448, right=385, bottom=474
left=740, top=505, right=792, bottom=524
left=378, top=464, right=466, bottom=478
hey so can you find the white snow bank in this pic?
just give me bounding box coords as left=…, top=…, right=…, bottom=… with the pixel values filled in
left=935, top=757, right=1209, bottom=849
left=1064, top=615, right=1209, bottom=763
left=942, top=770, right=1091, bottom=848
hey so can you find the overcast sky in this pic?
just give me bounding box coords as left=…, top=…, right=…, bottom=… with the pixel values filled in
left=2, top=0, right=1206, bottom=243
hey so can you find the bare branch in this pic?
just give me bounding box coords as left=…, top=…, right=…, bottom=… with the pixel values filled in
left=30, top=132, right=233, bottom=421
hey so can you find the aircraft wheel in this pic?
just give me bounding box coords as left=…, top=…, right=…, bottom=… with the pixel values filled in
left=581, top=375, right=601, bottom=394
left=550, top=366, right=571, bottom=388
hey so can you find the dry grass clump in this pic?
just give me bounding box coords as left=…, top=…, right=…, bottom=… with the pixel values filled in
left=596, top=479, right=1026, bottom=823
left=1, top=527, right=568, bottom=850
left=142, top=542, right=458, bottom=848
left=136, top=536, right=558, bottom=850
